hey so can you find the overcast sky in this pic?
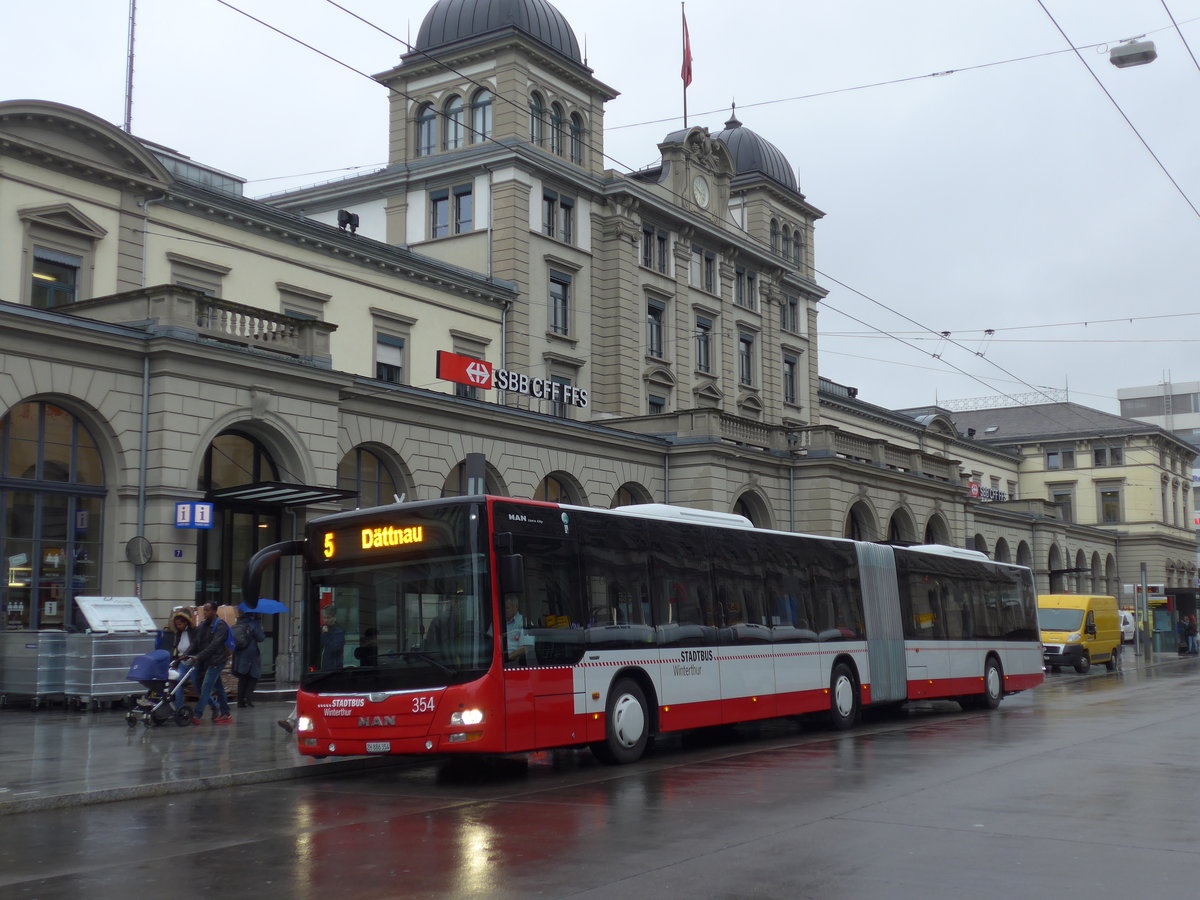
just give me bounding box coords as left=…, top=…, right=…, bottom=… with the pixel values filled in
left=5, top=0, right=1199, bottom=415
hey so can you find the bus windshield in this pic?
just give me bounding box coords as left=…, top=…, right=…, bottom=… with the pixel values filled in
left=302, top=502, right=493, bottom=692
left=1038, top=608, right=1084, bottom=632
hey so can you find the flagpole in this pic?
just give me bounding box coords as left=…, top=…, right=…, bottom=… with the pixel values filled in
left=681, top=3, right=688, bottom=127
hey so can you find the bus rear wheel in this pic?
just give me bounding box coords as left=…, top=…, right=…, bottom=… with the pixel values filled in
left=592, top=678, right=650, bottom=765
left=980, top=657, right=1003, bottom=709
left=829, top=663, right=859, bottom=731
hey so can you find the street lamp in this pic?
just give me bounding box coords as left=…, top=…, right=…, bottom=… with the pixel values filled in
left=1110, top=39, right=1157, bottom=68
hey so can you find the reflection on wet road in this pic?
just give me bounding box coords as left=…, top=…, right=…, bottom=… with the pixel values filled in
left=3, top=658, right=1198, bottom=899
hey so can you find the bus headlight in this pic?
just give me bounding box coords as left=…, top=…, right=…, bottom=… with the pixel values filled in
left=450, top=709, right=484, bottom=726
left=297, top=716, right=314, bottom=733
left=1067, top=632, right=1081, bottom=642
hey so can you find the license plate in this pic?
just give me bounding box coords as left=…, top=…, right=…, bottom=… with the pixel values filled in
left=365, top=742, right=391, bottom=753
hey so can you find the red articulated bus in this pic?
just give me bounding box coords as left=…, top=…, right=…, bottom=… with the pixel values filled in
left=244, top=496, right=1043, bottom=764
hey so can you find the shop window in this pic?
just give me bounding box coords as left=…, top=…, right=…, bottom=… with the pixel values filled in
left=1, top=402, right=105, bottom=630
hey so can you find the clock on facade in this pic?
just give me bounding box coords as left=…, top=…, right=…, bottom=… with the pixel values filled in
left=692, top=175, right=710, bottom=208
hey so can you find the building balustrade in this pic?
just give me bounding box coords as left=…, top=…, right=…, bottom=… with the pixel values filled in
left=63, top=285, right=335, bottom=368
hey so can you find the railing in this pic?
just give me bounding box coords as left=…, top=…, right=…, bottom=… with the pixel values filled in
left=65, top=285, right=336, bottom=368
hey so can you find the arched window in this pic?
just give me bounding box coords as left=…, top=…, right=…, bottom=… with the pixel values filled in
left=441, top=460, right=502, bottom=497
left=569, top=113, right=584, bottom=164
left=534, top=473, right=574, bottom=504
left=443, top=95, right=465, bottom=150
left=781, top=225, right=791, bottom=260
left=0, top=401, right=105, bottom=630
left=792, top=231, right=802, bottom=265
left=337, top=446, right=401, bottom=510
left=550, top=103, right=565, bottom=156
left=529, top=92, right=545, bottom=145
left=471, top=89, right=493, bottom=142
left=770, top=219, right=779, bottom=252
left=416, top=102, right=436, bottom=157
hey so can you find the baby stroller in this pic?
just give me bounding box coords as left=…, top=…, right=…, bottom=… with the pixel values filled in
left=124, top=649, right=194, bottom=728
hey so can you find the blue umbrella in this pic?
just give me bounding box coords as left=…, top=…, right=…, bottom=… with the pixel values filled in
left=238, top=598, right=288, bottom=615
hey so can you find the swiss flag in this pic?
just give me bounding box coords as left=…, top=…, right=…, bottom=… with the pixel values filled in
left=681, top=12, right=693, bottom=87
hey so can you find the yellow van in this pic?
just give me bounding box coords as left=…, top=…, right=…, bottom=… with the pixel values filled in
left=1038, top=594, right=1122, bottom=674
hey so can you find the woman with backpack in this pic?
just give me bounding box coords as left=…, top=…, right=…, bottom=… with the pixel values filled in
left=231, top=610, right=266, bottom=707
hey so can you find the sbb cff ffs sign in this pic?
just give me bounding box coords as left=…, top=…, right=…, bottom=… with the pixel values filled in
left=436, top=351, right=589, bottom=408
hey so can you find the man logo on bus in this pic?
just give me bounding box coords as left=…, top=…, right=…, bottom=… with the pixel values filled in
left=357, top=715, right=397, bottom=727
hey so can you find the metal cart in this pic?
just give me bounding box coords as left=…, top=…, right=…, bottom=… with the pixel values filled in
left=0, top=630, right=67, bottom=709
left=65, top=596, right=157, bottom=711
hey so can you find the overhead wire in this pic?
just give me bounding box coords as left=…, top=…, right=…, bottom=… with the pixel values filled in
left=824, top=310, right=1200, bottom=336
left=1036, top=0, right=1200, bottom=221
left=1159, top=0, right=1200, bottom=75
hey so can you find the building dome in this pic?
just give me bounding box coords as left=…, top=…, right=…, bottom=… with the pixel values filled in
left=711, top=112, right=798, bottom=192
left=415, top=0, right=582, bottom=64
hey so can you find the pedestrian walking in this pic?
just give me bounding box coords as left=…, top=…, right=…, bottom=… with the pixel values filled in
left=1188, top=614, right=1198, bottom=655
left=231, top=611, right=266, bottom=707
left=158, top=607, right=198, bottom=695
left=186, top=601, right=233, bottom=724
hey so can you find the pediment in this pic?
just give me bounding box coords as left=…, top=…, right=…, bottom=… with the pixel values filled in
left=693, top=380, right=724, bottom=406
left=643, top=365, right=677, bottom=388
left=19, top=203, right=108, bottom=239
left=737, top=393, right=764, bottom=414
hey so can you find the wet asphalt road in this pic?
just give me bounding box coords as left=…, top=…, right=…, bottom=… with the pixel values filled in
left=2, top=658, right=1198, bottom=900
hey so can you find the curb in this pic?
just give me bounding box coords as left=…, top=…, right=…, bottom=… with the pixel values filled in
left=0, top=753, right=412, bottom=817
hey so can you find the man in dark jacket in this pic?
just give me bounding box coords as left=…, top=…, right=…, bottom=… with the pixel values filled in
left=187, top=601, right=232, bottom=724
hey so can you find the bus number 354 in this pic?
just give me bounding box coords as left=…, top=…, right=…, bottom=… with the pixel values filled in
left=412, top=696, right=435, bottom=713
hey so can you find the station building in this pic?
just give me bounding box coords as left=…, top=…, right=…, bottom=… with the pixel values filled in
left=1, top=0, right=1193, bottom=680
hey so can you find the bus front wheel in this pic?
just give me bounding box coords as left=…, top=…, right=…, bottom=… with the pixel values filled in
left=829, top=663, right=859, bottom=731
left=592, top=678, right=650, bottom=765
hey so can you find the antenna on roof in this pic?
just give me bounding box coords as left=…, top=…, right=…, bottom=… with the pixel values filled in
left=123, top=0, right=137, bottom=133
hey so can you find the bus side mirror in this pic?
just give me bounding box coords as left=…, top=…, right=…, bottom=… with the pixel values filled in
left=499, top=554, right=524, bottom=596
